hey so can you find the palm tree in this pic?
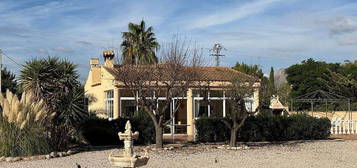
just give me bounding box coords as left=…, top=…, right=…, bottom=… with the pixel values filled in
left=121, top=20, right=160, bottom=65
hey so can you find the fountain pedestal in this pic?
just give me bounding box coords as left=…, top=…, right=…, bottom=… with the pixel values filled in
left=108, top=121, right=149, bottom=168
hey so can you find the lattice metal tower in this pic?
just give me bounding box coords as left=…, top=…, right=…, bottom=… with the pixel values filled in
left=209, top=43, right=226, bottom=66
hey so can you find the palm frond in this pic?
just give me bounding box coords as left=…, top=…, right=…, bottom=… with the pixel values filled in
left=121, top=20, right=159, bottom=65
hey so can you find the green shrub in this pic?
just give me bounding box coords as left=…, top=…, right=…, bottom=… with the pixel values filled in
left=195, top=117, right=230, bottom=142
left=80, top=111, right=155, bottom=146
left=130, top=110, right=155, bottom=144
left=79, top=118, right=119, bottom=146
left=195, top=114, right=331, bottom=142
left=283, top=114, right=331, bottom=140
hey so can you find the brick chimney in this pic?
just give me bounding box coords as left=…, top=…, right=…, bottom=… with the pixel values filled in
left=103, top=50, right=115, bottom=68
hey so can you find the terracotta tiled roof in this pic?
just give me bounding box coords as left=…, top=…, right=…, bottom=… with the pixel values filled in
left=105, top=64, right=259, bottom=82
left=195, top=66, right=257, bottom=81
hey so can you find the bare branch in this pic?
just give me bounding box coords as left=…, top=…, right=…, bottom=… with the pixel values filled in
left=114, top=36, right=203, bottom=148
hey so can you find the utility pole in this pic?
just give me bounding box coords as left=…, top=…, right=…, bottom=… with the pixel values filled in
left=209, top=43, right=226, bottom=67
left=0, top=49, right=2, bottom=93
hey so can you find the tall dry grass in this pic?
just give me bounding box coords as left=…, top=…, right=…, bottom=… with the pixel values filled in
left=0, top=90, right=54, bottom=157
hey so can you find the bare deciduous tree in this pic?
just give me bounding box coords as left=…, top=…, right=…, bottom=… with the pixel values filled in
left=114, top=38, right=202, bottom=148
left=223, top=78, right=259, bottom=147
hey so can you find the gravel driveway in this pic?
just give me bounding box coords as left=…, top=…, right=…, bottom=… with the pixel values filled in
left=1, top=140, right=356, bottom=168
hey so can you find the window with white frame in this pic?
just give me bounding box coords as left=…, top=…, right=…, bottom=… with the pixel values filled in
left=105, top=90, right=114, bottom=119
left=121, top=100, right=137, bottom=118
left=195, top=100, right=209, bottom=117
left=193, top=90, right=255, bottom=118
left=193, top=90, right=224, bottom=117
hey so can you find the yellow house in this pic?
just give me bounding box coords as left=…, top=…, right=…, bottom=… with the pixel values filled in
left=84, top=50, right=261, bottom=141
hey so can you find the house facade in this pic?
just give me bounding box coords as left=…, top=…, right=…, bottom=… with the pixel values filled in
left=84, top=50, right=261, bottom=140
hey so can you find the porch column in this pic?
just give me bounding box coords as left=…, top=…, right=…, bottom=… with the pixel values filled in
left=223, top=91, right=226, bottom=117
left=113, top=87, right=120, bottom=119
left=186, top=88, right=194, bottom=141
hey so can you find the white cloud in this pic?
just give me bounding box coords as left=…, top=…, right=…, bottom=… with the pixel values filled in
left=2, top=0, right=357, bottom=77
left=0, top=1, right=88, bottom=26
left=316, top=16, right=357, bottom=35
left=185, top=0, right=283, bottom=29
left=337, top=38, right=357, bottom=45
left=76, top=41, right=94, bottom=46
left=35, top=48, right=49, bottom=55
left=51, top=46, right=74, bottom=53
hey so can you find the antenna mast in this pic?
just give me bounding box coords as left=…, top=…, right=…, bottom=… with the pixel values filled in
left=209, top=43, right=226, bottom=66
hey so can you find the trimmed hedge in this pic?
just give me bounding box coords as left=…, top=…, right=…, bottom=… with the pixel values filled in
left=79, top=112, right=155, bottom=146
left=195, top=117, right=230, bottom=142
left=195, top=114, right=331, bottom=142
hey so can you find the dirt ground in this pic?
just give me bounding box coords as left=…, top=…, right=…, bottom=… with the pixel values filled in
left=1, top=140, right=357, bottom=168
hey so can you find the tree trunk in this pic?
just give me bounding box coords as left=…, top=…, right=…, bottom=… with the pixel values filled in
left=155, top=125, right=163, bottom=148
left=229, top=128, right=238, bottom=147
left=229, top=121, right=239, bottom=147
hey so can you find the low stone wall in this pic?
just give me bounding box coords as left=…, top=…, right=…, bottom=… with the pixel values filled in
left=289, top=111, right=357, bottom=120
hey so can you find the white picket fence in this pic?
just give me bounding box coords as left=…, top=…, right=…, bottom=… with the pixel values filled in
left=331, top=120, right=357, bottom=134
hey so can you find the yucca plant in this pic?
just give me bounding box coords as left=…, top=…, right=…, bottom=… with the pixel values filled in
left=0, top=90, right=52, bottom=157
left=19, top=57, right=88, bottom=150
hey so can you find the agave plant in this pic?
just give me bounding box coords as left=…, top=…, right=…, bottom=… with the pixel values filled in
left=0, top=90, right=53, bottom=129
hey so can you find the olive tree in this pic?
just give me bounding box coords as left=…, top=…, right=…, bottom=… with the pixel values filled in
left=223, top=78, right=259, bottom=147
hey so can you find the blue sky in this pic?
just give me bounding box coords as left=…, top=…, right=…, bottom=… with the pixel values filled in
left=1, top=0, right=357, bottom=81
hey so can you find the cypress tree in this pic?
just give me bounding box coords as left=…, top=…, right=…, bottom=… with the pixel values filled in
left=268, top=67, right=276, bottom=95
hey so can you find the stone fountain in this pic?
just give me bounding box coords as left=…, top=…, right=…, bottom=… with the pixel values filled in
left=108, top=121, right=149, bottom=167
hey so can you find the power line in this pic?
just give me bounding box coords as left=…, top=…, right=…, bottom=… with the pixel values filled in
left=1, top=51, right=22, bottom=67
left=0, top=49, right=22, bottom=92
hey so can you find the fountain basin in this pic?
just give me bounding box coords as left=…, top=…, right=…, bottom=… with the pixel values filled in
left=108, top=121, right=149, bottom=167
left=109, top=152, right=149, bottom=168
